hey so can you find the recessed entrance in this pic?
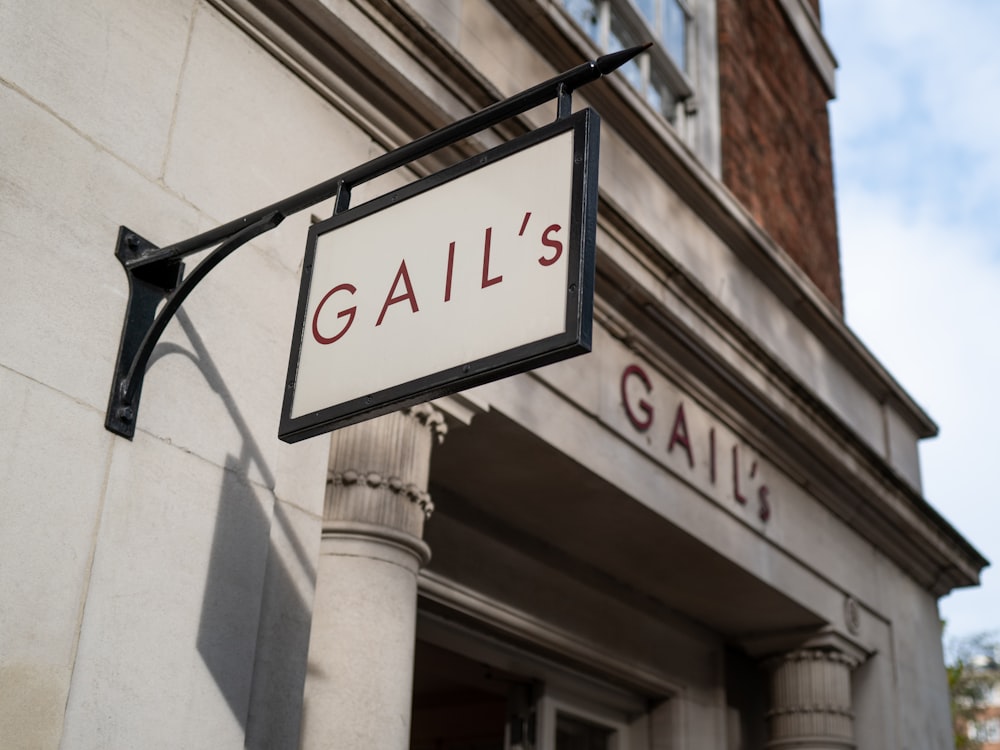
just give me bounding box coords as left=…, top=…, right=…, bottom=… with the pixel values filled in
left=410, top=639, right=535, bottom=750
left=409, top=630, right=638, bottom=750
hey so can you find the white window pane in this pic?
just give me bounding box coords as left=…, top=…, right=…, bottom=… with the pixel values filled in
left=635, top=0, right=656, bottom=28
left=608, top=10, right=644, bottom=89
left=564, top=0, right=601, bottom=43
left=987, top=718, right=1000, bottom=743
left=661, top=0, right=687, bottom=70
left=649, top=76, right=677, bottom=121
left=561, top=0, right=691, bottom=130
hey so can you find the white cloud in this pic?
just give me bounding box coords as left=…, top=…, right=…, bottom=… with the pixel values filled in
left=831, top=0, right=1000, bottom=226
left=827, top=1, right=1000, bottom=638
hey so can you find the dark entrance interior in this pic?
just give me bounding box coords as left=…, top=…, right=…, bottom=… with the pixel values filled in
left=410, top=639, right=534, bottom=750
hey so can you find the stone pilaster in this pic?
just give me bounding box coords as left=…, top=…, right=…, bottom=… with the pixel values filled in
left=764, top=646, right=860, bottom=750
left=299, top=405, right=446, bottom=750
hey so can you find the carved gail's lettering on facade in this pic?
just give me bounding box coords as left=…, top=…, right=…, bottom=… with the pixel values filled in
left=621, top=363, right=772, bottom=522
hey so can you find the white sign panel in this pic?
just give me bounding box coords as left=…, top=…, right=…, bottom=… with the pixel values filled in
left=280, top=110, right=598, bottom=442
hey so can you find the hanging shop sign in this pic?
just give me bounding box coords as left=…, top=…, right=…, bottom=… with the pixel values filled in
left=103, top=46, right=647, bottom=442
left=277, top=111, right=599, bottom=443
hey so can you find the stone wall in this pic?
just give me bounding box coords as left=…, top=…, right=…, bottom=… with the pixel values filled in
left=0, top=1, right=338, bottom=745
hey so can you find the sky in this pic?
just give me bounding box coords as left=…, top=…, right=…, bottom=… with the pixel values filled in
left=823, top=0, right=1000, bottom=645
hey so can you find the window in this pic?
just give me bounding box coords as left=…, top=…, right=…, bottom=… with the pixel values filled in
left=969, top=717, right=1000, bottom=744
left=561, top=0, right=693, bottom=123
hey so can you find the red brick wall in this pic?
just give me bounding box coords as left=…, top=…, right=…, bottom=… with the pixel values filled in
left=717, top=0, right=843, bottom=312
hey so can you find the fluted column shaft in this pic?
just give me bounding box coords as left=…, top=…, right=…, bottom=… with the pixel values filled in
left=299, top=406, right=446, bottom=750
left=765, top=648, right=859, bottom=750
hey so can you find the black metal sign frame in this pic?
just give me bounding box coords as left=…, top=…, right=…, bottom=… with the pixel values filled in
left=278, top=109, right=598, bottom=443
left=103, top=44, right=648, bottom=441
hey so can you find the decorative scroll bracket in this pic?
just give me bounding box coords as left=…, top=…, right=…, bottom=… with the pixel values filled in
left=104, top=43, right=651, bottom=440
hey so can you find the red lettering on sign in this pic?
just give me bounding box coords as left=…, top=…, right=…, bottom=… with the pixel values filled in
left=376, top=260, right=419, bottom=327
left=444, top=241, right=456, bottom=302
left=519, top=211, right=531, bottom=237
left=539, top=224, right=563, bottom=267
left=667, top=403, right=694, bottom=468
left=481, top=227, right=502, bottom=288
left=621, top=364, right=654, bottom=432
left=312, top=283, right=358, bottom=344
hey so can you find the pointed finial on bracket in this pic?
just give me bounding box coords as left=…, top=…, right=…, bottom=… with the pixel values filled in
left=596, top=43, right=653, bottom=76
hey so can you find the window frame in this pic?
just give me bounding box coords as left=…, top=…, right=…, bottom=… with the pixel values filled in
left=559, top=0, right=695, bottom=123
left=537, top=689, right=632, bottom=749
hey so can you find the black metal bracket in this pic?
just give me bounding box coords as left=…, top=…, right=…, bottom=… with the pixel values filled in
left=105, top=215, right=282, bottom=437
left=104, top=43, right=650, bottom=439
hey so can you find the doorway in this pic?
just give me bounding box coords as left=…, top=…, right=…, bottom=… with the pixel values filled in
left=410, top=639, right=536, bottom=750
left=410, top=636, right=636, bottom=750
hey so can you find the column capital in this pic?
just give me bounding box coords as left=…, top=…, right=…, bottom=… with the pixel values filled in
left=406, top=402, right=449, bottom=445
left=760, top=631, right=868, bottom=672
left=743, top=627, right=870, bottom=666
left=763, top=646, right=859, bottom=673
left=762, top=643, right=860, bottom=750
left=324, top=405, right=446, bottom=542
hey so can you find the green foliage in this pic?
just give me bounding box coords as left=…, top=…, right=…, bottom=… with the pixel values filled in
left=945, top=630, right=999, bottom=750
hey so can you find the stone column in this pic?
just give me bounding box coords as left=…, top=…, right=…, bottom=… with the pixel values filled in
left=764, top=646, right=861, bottom=750
left=299, top=404, right=446, bottom=750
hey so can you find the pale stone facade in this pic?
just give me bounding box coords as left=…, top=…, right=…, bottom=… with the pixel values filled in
left=0, top=1, right=986, bottom=749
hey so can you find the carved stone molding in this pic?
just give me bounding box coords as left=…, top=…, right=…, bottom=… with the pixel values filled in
left=406, top=403, right=449, bottom=444
left=843, top=596, right=861, bottom=636
left=328, top=468, right=434, bottom=517
left=320, top=519, right=432, bottom=568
